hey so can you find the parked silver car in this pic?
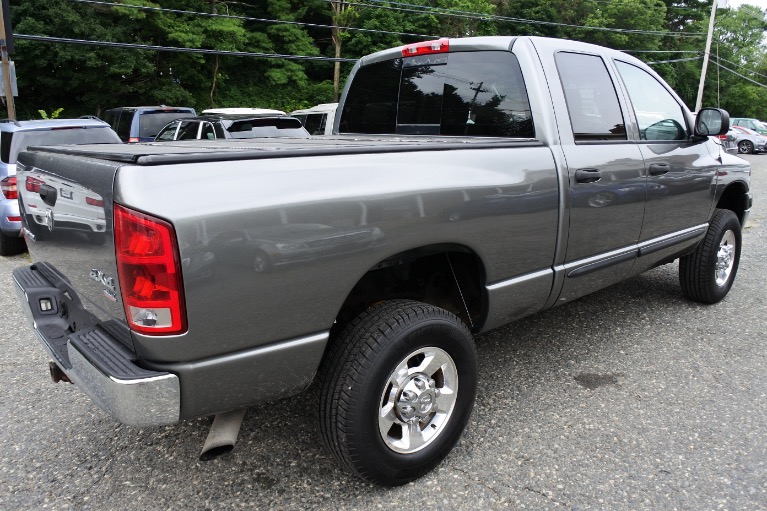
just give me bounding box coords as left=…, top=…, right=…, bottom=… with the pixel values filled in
left=0, top=118, right=121, bottom=255
left=731, top=125, right=767, bottom=154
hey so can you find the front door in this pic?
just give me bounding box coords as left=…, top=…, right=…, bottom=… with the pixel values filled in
left=613, top=60, right=718, bottom=273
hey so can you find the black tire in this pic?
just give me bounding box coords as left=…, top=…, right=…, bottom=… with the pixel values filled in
left=0, top=231, right=26, bottom=256
left=315, top=300, right=477, bottom=486
left=679, top=208, right=741, bottom=304
left=738, top=140, right=753, bottom=154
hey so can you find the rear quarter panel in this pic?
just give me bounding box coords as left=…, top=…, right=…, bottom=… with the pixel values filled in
left=115, top=146, right=560, bottom=362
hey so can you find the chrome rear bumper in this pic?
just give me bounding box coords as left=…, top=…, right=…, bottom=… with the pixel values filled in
left=13, top=265, right=180, bottom=427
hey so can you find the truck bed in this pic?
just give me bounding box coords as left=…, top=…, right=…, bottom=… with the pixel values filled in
left=33, top=135, right=540, bottom=165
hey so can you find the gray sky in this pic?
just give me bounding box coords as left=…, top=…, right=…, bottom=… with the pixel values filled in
left=723, top=0, right=766, bottom=9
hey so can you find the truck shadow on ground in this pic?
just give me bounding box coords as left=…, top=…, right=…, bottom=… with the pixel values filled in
left=92, top=263, right=709, bottom=501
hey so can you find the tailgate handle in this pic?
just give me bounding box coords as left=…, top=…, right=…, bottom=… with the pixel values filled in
left=648, top=163, right=670, bottom=176
left=575, top=168, right=602, bottom=183
left=39, top=184, right=58, bottom=207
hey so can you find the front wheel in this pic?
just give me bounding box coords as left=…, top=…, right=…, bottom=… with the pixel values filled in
left=316, top=300, right=477, bottom=486
left=679, top=208, right=741, bottom=304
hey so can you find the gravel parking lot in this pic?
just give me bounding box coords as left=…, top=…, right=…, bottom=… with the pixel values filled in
left=1, top=154, right=765, bottom=510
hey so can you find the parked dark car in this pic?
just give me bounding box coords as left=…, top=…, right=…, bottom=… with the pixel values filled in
left=103, top=106, right=197, bottom=142
left=153, top=113, right=310, bottom=141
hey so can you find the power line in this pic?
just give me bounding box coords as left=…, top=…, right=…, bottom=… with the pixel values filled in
left=624, top=50, right=703, bottom=53
left=67, top=0, right=437, bottom=40
left=713, top=55, right=767, bottom=81
left=334, top=0, right=706, bottom=37
left=713, top=60, right=767, bottom=88
left=71, top=0, right=706, bottom=40
left=647, top=56, right=704, bottom=64
left=14, top=34, right=358, bottom=62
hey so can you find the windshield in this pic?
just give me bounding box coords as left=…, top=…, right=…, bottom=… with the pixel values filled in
left=4, top=127, right=122, bottom=164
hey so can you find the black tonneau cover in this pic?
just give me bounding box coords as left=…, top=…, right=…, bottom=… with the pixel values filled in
left=28, top=135, right=539, bottom=166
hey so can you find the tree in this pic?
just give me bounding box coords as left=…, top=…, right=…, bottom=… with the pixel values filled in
left=707, top=4, right=767, bottom=117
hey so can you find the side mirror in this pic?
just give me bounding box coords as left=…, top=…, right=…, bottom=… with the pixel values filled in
left=694, top=107, right=730, bottom=137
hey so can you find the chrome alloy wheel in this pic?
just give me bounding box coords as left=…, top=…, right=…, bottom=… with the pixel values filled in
left=715, top=229, right=737, bottom=287
left=378, top=347, right=458, bottom=454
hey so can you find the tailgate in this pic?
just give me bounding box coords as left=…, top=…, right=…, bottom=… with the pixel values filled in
left=14, top=149, right=181, bottom=426
left=16, top=149, right=128, bottom=332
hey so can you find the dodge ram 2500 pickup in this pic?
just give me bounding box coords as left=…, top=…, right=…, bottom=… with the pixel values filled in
left=12, top=36, right=752, bottom=486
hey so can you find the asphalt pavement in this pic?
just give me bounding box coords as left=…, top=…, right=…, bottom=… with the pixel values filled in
left=1, top=154, right=765, bottom=510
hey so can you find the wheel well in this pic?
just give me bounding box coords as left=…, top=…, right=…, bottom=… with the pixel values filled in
left=716, top=182, right=749, bottom=225
left=334, top=245, right=486, bottom=333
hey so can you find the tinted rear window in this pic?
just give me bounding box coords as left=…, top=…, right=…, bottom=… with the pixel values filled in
left=8, top=127, right=121, bottom=163
left=339, top=51, right=534, bottom=138
left=226, top=117, right=308, bottom=138
left=138, top=111, right=196, bottom=139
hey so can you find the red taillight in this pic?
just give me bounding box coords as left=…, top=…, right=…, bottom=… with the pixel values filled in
left=114, top=204, right=186, bottom=335
left=86, top=196, right=104, bottom=207
left=717, top=135, right=727, bottom=140
left=1, top=176, right=17, bottom=199
left=402, top=38, right=449, bottom=57
left=128, top=137, right=140, bottom=143
left=26, top=176, right=44, bottom=193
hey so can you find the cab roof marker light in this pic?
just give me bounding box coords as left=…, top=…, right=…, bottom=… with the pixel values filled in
left=402, top=38, right=450, bottom=57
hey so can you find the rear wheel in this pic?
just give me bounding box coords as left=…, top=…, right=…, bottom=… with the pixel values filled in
left=0, top=231, right=26, bottom=256
left=679, top=208, right=741, bottom=304
left=738, top=140, right=753, bottom=154
left=316, top=300, right=477, bottom=486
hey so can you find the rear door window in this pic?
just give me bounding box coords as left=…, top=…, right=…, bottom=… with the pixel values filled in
left=201, top=122, right=216, bottom=140
left=176, top=121, right=200, bottom=140
left=340, top=51, right=534, bottom=138
left=555, top=53, right=627, bottom=141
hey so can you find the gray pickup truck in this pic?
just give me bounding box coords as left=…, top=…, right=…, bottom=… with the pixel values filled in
left=12, top=36, right=751, bottom=486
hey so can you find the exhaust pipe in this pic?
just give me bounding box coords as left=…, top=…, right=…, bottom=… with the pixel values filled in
left=199, top=409, right=246, bottom=461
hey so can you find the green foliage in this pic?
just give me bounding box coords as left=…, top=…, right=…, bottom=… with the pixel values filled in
left=4, top=0, right=766, bottom=119
left=37, top=107, right=64, bottom=119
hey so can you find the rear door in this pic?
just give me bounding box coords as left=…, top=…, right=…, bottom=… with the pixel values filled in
left=548, top=49, right=646, bottom=302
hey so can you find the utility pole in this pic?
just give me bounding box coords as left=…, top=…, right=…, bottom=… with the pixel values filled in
left=0, top=0, right=14, bottom=120
left=695, top=0, right=719, bottom=113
